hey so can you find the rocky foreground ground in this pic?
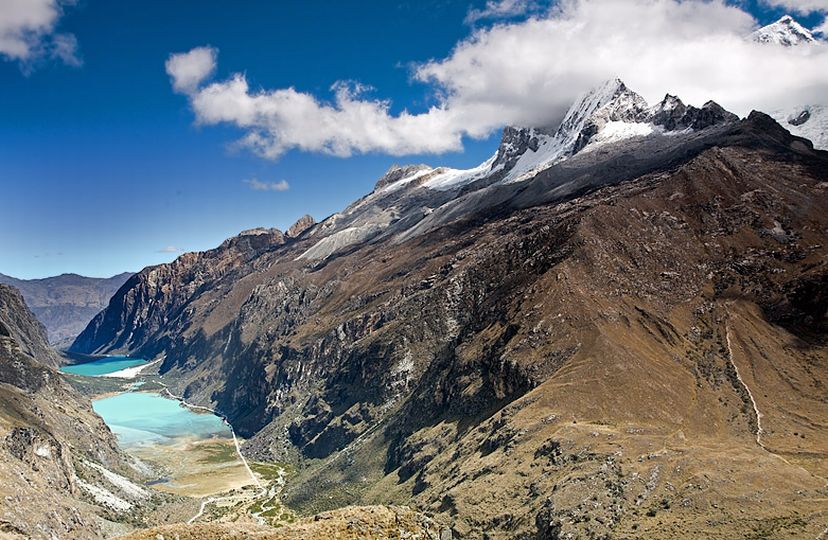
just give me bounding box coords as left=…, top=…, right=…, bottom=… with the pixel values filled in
left=120, top=505, right=448, bottom=540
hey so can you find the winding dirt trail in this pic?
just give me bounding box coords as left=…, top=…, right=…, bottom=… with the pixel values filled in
left=723, top=317, right=764, bottom=446
left=723, top=304, right=828, bottom=483
left=724, top=305, right=828, bottom=538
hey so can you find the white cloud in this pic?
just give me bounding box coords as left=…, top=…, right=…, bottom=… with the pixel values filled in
left=818, top=18, right=828, bottom=33
left=244, top=178, right=290, bottom=192
left=157, top=246, right=182, bottom=254
left=166, top=46, right=217, bottom=94
left=761, top=0, right=828, bottom=14
left=189, top=77, right=462, bottom=158
left=0, top=0, right=80, bottom=67
left=465, top=0, right=543, bottom=25
left=170, top=0, right=828, bottom=160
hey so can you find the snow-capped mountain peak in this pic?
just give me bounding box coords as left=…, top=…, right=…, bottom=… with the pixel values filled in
left=492, top=79, right=736, bottom=184
left=491, top=79, right=651, bottom=183
left=751, top=15, right=816, bottom=46
left=299, top=80, right=742, bottom=261
left=556, top=78, right=648, bottom=154
left=750, top=16, right=827, bottom=150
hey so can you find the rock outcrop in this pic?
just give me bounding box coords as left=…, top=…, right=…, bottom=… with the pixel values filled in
left=286, top=215, right=316, bottom=238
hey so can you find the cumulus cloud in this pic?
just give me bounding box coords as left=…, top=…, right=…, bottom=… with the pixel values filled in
left=0, top=0, right=80, bottom=67
left=465, top=0, right=544, bottom=25
left=243, top=178, right=290, bottom=192
left=169, top=0, right=828, bottom=160
left=761, top=0, right=828, bottom=13
left=157, top=246, right=183, bottom=254
left=165, top=46, right=217, bottom=93
left=818, top=18, right=828, bottom=33
left=186, top=76, right=463, bottom=158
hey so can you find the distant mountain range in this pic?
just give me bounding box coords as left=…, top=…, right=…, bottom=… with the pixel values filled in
left=0, top=272, right=132, bottom=348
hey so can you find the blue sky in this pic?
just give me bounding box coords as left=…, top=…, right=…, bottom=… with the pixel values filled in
left=0, top=0, right=825, bottom=279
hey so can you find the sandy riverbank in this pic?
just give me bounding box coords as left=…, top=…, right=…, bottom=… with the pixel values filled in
left=103, top=358, right=163, bottom=379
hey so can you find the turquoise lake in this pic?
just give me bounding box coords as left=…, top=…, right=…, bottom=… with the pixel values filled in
left=61, top=356, right=147, bottom=376
left=92, top=392, right=232, bottom=448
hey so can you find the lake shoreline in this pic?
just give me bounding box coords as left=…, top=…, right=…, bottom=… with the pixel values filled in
left=60, top=355, right=148, bottom=377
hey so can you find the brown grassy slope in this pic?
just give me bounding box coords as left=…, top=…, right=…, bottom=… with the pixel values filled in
left=282, top=146, right=828, bottom=538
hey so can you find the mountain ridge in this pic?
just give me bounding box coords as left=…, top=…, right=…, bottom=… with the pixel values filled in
left=68, top=76, right=828, bottom=538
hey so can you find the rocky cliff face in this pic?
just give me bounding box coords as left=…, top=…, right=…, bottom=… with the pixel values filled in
left=70, top=228, right=286, bottom=359
left=0, top=284, right=156, bottom=539
left=0, top=284, right=62, bottom=367
left=71, top=81, right=828, bottom=538
left=0, top=272, right=133, bottom=348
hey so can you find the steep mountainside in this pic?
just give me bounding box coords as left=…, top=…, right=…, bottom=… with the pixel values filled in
left=0, top=284, right=159, bottom=539
left=72, top=82, right=828, bottom=538
left=0, top=272, right=133, bottom=347
left=0, top=284, right=61, bottom=367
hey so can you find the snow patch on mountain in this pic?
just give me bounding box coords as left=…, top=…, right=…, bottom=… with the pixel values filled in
left=772, top=105, right=828, bottom=150
left=421, top=154, right=500, bottom=191
left=298, top=222, right=385, bottom=260
left=584, top=121, right=657, bottom=148
left=498, top=135, right=571, bottom=184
